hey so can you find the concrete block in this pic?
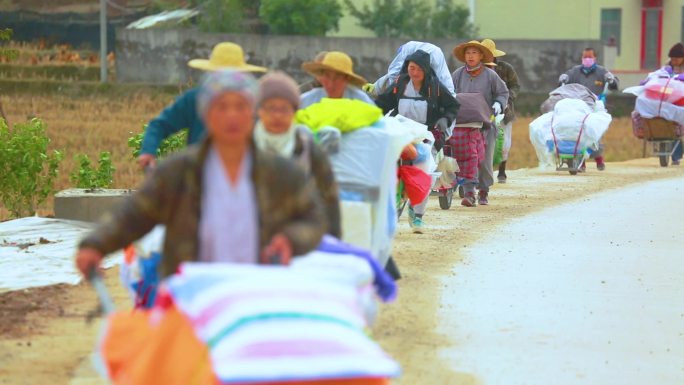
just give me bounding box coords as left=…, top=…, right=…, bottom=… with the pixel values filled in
left=54, top=189, right=132, bottom=223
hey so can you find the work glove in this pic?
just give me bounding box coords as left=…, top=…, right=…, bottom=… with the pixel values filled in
left=604, top=72, right=616, bottom=84
left=362, top=83, right=375, bottom=94
left=559, top=74, right=569, bottom=84
left=675, top=73, right=684, bottom=82
left=492, top=102, right=502, bottom=116
left=431, top=117, right=450, bottom=152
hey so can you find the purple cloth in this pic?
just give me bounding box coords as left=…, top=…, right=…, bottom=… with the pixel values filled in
left=317, top=235, right=397, bottom=302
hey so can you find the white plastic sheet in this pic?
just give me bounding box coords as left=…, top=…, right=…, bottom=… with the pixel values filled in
left=0, top=217, right=122, bottom=292
left=332, top=117, right=421, bottom=266
left=373, top=41, right=455, bottom=96
left=529, top=99, right=612, bottom=168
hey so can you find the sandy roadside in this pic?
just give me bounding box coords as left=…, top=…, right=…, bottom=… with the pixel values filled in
left=1, top=158, right=682, bottom=385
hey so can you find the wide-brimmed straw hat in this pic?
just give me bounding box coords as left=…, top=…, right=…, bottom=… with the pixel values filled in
left=481, top=39, right=506, bottom=57
left=188, top=42, right=267, bottom=72
left=453, top=40, right=494, bottom=64
left=301, top=51, right=367, bottom=87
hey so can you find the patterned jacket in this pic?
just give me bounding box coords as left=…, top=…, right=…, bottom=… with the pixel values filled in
left=493, top=60, right=521, bottom=124
left=79, top=139, right=327, bottom=278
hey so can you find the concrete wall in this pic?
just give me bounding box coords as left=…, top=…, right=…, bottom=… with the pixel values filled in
left=116, top=29, right=601, bottom=92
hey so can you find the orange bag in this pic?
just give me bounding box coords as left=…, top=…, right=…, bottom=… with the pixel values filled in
left=400, top=144, right=418, bottom=161
left=101, top=306, right=217, bottom=385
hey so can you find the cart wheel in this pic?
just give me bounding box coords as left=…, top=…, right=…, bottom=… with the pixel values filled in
left=439, top=189, right=453, bottom=210
left=458, top=185, right=465, bottom=198
left=659, top=155, right=669, bottom=167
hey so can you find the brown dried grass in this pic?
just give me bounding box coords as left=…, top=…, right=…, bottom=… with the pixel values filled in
left=0, top=93, right=648, bottom=220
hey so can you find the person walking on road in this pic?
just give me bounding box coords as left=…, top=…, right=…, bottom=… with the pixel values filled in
left=452, top=40, right=509, bottom=207
left=559, top=47, right=618, bottom=171
left=76, top=70, right=326, bottom=279
left=375, top=49, right=459, bottom=233
left=254, top=71, right=341, bottom=237
left=137, top=42, right=267, bottom=170
left=299, top=51, right=375, bottom=108
left=482, top=39, right=520, bottom=184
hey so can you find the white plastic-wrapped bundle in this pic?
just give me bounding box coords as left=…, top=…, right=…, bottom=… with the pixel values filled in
left=633, top=78, right=684, bottom=124
left=551, top=99, right=612, bottom=147
left=529, top=99, right=612, bottom=167
left=529, top=112, right=556, bottom=169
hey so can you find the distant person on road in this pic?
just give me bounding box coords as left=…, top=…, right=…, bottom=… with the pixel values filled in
left=137, top=42, right=267, bottom=170
left=645, top=43, right=684, bottom=165
left=452, top=40, right=509, bottom=207
left=76, top=70, right=326, bottom=279
left=482, top=39, right=520, bottom=184
left=299, top=51, right=375, bottom=108
left=254, top=71, right=341, bottom=237
left=558, top=47, right=618, bottom=171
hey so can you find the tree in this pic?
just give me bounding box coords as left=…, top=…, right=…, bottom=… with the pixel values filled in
left=344, top=0, right=477, bottom=39
left=150, top=0, right=265, bottom=33
left=260, top=0, right=342, bottom=36
left=430, top=0, right=478, bottom=38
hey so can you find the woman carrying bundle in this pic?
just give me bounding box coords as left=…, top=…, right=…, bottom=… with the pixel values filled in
left=375, top=49, right=459, bottom=233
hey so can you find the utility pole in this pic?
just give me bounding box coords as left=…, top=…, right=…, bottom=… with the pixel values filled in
left=100, top=0, right=107, bottom=83
left=468, top=0, right=475, bottom=24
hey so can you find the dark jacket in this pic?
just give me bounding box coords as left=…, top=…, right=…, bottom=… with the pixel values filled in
left=375, top=50, right=459, bottom=128
left=141, top=88, right=206, bottom=156
left=292, top=130, right=341, bottom=238
left=492, top=59, right=520, bottom=124
left=80, top=139, right=327, bottom=278
left=563, top=64, right=619, bottom=96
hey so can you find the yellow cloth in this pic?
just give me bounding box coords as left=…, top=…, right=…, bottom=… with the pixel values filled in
left=295, top=98, right=382, bottom=133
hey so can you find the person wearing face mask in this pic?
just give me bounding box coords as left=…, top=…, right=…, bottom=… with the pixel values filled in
left=299, top=51, right=375, bottom=108
left=559, top=48, right=618, bottom=171
left=451, top=40, right=509, bottom=207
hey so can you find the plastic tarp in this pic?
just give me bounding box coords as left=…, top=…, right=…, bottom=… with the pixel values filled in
left=541, top=84, right=598, bottom=113
left=332, top=116, right=421, bottom=266
left=632, top=78, right=684, bottom=124
left=0, top=217, right=122, bottom=292
left=373, top=41, right=455, bottom=97
left=529, top=99, right=612, bottom=168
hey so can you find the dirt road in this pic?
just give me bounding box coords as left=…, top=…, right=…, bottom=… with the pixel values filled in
left=1, top=158, right=682, bottom=385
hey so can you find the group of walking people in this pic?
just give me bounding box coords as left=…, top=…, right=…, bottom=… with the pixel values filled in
left=76, top=37, right=669, bottom=277
left=76, top=37, right=524, bottom=279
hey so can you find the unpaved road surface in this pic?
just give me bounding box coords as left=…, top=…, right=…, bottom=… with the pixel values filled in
left=1, top=158, right=683, bottom=385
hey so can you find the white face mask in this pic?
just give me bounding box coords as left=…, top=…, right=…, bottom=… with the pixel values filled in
left=253, top=120, right=298, bottom=158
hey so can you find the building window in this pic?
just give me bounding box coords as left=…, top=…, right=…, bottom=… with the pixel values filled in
left=601, top=9, right=622, bottom=55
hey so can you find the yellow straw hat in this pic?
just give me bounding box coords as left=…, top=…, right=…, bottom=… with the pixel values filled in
left=481, top=39, right=506, bottom=57
left=301, top=51, right=367, bottom=87
left=188, top=42, right=267, bottom=72
left=453, top=40, right=494, bottom=64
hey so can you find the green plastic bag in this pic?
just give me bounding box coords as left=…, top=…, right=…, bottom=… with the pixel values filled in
left=493, top=124, right=505, bottom=167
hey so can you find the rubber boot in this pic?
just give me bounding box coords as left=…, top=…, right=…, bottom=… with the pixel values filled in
left=497, top=161, right=507, bottom=183
left=595, top=156, right=606, bottom=171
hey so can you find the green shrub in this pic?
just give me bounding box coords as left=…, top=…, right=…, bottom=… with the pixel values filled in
left=70, top=151, right=115, bottom=191
left=0, top=118, right=63, bottom=218
left=127, top=123, right=187, bottom=159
